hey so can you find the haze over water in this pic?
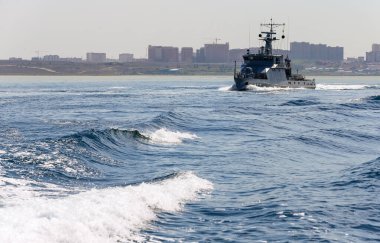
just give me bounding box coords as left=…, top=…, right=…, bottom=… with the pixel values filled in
left=0, top=76, right=379, bottom=242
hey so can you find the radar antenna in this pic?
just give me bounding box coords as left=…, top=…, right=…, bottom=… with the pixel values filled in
left=258, top=18, right=285, bottom=55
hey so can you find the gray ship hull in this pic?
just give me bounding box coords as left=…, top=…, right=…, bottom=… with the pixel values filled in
left=234, top=76, right=316, bottom=90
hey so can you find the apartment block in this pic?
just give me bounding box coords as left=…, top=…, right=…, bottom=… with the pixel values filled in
left=148, top=46, right=179, bottom=63
left=119, top=53, right=134, bottom=63
left=86, top=53, right=106, bottom=63
left=290, top=42, right=343, bottom=62
left=181, top=47, right=193, bottom=63
left=366, top=44, right=380, bottom=62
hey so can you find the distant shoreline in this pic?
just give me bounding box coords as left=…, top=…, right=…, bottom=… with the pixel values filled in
left=0, top=73, right=379, bottom=77
left=0, top=60, right=379, bottom=76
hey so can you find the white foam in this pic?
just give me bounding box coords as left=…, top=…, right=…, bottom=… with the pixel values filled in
left=0, top=150, right=6, bottom=154
left=293, top=212, right=305, bottom=217
left=316, top=84, right=368, bottom=90
left=146, top=128, right=199, bottom=144
left=246, top=85, right=298, bottom=92
left=0, top=172, right=213, bottom=243
left=218, top=85, right=235, bottom=91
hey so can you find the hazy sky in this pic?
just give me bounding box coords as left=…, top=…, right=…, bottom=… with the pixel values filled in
left=0, top=0, right=379, bottom=59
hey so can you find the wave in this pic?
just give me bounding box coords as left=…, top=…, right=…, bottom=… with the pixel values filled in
left=0, top=171, right=213, bottom=243
left=281, top=99, right=320, bottom=106
left=316, top=84, right=379, bottom=90
left=332, top=157, right=380, bottom=189
left=0, top=127, right=199, bottom=184
left=364, top=95, right=380, bottom=102
left=66, top=127, right=198, bottom=147
left=148, top=128, right=198, bottom=144
left=149, top=111, right=190, bottom=128
left=340, top=95, right=380, bottom=110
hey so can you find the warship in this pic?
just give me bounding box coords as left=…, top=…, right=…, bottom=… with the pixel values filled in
left=234, top=19, right=316, bottom=90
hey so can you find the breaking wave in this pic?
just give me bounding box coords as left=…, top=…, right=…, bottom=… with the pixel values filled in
left=0, top=171, right=213, bottom=243
left=148, top=128, right=199, bottom=144
left=62, top=127, right=198, bottom=147
left=0, top=127, right=199, bottom=184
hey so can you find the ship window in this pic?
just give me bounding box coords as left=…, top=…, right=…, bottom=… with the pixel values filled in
left=304, top=82, right=306, bottom=85
left=288, top=82, right=291, bottom=84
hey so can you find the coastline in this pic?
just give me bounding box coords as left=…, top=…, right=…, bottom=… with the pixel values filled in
left=0, top=60, right=379, bottom=76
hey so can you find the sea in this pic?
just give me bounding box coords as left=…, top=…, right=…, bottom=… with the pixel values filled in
left=0, top=75, right=379, bottom=242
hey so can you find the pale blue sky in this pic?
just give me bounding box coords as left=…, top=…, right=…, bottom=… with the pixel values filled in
left=0, top=0, right=379, bottom=59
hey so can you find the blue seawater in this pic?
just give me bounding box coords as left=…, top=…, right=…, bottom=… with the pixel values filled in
left=0, top=76, right=379, bottom=242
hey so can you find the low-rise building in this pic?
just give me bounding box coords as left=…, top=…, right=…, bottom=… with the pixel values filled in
left=119, top=53, right=134, bottom=63
left=86, top=52, right=106, bottom=63
left=43, top=55, right=60, bottom=62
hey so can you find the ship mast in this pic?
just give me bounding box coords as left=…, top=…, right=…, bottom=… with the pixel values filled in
left=259, top=18, right=285, bottom=55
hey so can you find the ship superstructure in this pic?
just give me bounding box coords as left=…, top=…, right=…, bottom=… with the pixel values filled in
left=234, top=19, right=315, bottom=90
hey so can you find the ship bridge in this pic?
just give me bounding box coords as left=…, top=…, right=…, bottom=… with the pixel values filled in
left=242, top=53, right=284, bottom=73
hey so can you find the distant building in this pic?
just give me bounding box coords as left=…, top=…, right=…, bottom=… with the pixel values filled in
left=346, top=56, right=364, bottom=63
left=148, top=46, right=179, bottom=63
left=272, top=49, right=290, bottom=57
left=195, top=48, right=205, bottom=63
left=162, top=46, right=179, bottom=62
left=86, top=52, right=106, bottom=63
left=119, top=53, right=134, bottom=63
left=180, top=47, right=193, bottom=63
left=372, top=44, right=380, bottom=52
left=290, top=42, right=343, bottom=62
left=203, top=43, right=229, bottom=63
left=9, top=57, right=22, bottom=61
left=229, top=48, right=247, bottom=62
left=31, top=57, right=41, bottom=62
left=43, top=55, right=60, bottom=62
left=59, top=57, right=83, bottom=63
left=366, top=44, right=380, bottom=62
left=148, top=46, right=163, bottom=62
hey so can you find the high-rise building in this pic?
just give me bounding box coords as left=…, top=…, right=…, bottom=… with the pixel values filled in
left=181, top=47, right=193, bottom=63
left=366, top=44, right=380, bottom=62
left=195, top=48, right=205, bottom=63
left=162, top=47, right=179, bottom=62
left=86, top=53, right=106, bottom=63
left=372, top=44, right=380, bottom=52
left=119, top=53, right=134, bottom=63
left=290, top=42, right=343, bottom=62
left=203, top=43, right=229, bottom=63
left=148, top=46, right=179, bottom=63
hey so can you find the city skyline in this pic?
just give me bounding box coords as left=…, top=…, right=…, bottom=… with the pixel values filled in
left=0, top=0, right=379, bottom=59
